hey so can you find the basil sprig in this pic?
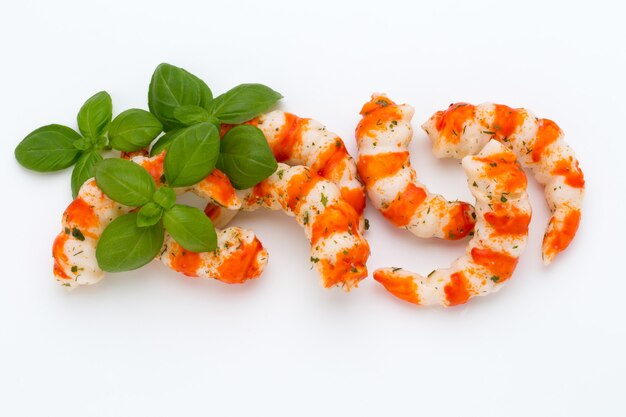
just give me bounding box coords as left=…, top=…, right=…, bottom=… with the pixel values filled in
left=147, top=63, right=282, bottom=188
left=15, top=91, right=112, bottom=197
left=14, top=91, right=164, bottom=198
left=94, top=158, right=218, bottom=272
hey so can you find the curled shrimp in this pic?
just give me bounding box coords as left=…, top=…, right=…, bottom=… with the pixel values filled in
left=208, top=111, right=366, bottom=228
left=52, top=152, right=268, bottom=288
left=232, top=163, right=370, bottom=290
left=355, top=94, right=475, bottom=239
left=422, top=103, right=584, bottom=264
left=374, top=140, right=531, bottom=307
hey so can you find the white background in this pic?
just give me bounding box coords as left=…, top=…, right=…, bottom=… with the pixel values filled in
left=1, top=0, right=625, bottom=416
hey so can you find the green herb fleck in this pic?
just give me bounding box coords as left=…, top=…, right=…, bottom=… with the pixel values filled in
left=71, top=228, right=85, bottom=241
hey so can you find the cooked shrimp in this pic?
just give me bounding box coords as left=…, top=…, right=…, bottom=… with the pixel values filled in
left=374, top=140, right=531, bottom=307
left=209, top=111, right=366, bottom=228
left=52, top=154, right=268, bottom=288
left=233, top=163, right=370, bottom=290
left=53, top=179, right=131, bottom=287
left=355, top=94, right=475, bottom=240
left=422, top=103, right=584, bottom=264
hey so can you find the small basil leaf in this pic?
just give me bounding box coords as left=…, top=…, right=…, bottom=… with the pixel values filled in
left=153, top=187, right=176, bottom=210
left=150, top=129, right=182, bottom=156
left=163, top=204, right=217, bottom=252
left=96, top=212, right=164, bottom=272
left=148, top=63, right=212, bottom=131
left=217, top=125, right=278, bottom=189
left=108, top=109, right=163, bottom=152
left=71, top=151, right=103, bottom=198
left=164, top=123, right=220, bottom=188
left=207, top=83, right=282, bottom=124
left=15, top=124, right=82, bottom=172
left=77, top=91, right=112, bottom=138
left=94, top=158, right=156, bottom=206
left=137, top=202, right=164, bottom=227
left=173, top=105, right=210, bottom=126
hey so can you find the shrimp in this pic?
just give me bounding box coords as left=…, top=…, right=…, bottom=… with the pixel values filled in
left=422, top=103, right=584, bottom=264
left=233, top=163, right=370, bottom=290
left=52, top=152, right=268, bottom=288
left=208, top=111, right=366, bottom=228
left=374, top=140, right=531, bottom=307
left=355, top=94, right=475, bottom=240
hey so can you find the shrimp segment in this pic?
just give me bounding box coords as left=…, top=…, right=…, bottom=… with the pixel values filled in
left=52, top=154, right=268, bottom=288
left=159, top=230, right=268, bottom=284
left=422, top=103, right=584, bottom=264
left=374, top=140, right=531, bottom=307
left=210, top=111, right=366, bottom=228
left=356, top=94, right=475, bottom=239
left=234, top=163, right=370, bottom=290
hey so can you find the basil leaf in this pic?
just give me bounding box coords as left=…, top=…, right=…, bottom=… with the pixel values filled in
left=163, top=204, right=217, bottom=252
left=94, top=158, right=156, bottom=206
left=71, top=151, right=103, bottom=198
left=14, top=124, right=82, bottom=172
left=148, top=63, right=212, bottom=131
left=173, top=105, right=210, bottom=126
left=150, top=129, right=182, bottom=156
left=208, top=83, right=282, bottom=124
left=96, top=212, right=164, bottom=272
left=152, top=187, right=176, bottom=210
left=137, top=202, right=164, bottom=227
left=108, top=109, right=162, bottom=152
left=77, top=91, right=112, bottom=138
left=164, top=123, right=220, bottom=187
left=217, top=125, right=277, bottom=189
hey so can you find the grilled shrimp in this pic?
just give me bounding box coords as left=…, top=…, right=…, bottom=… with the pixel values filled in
left=233, top=163, right=370, bottom=290
left=374, top=140, right=531, bottom=307
left=422, top=103, right=584, bottom=264
left=355, top=94, right=475, bottom=239
left=52, top=153, right=268, bottom=288
left=208, top=111, right=366, bottom=228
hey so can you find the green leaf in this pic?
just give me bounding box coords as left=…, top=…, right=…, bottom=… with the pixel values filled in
left=137, top=202, right=164, bottom=227
left=173, top=105, right=210, bottom=126
left=14, top=124, right=82, bottom=172
left=71, top=151, right=103, bottom=198
left=150, top=129, right=182, bottom=156
left=94, top=158, right=156, bottom=206
left=217, top=125, right=277, bottom=189
left=96, top=212, right=164, bottom=272
left=77, top=91, right=112, bottom=138
left=152, top=187, right=176, bottom=210
left=148, top=63, right=212, bottom=131
left=207, top=83, right=282, bottom=124
left=108, top=109, right=162, bottom=152
left=164, top=122, right=220, bottom=188
left=163, top=204, right=217, bottom=252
